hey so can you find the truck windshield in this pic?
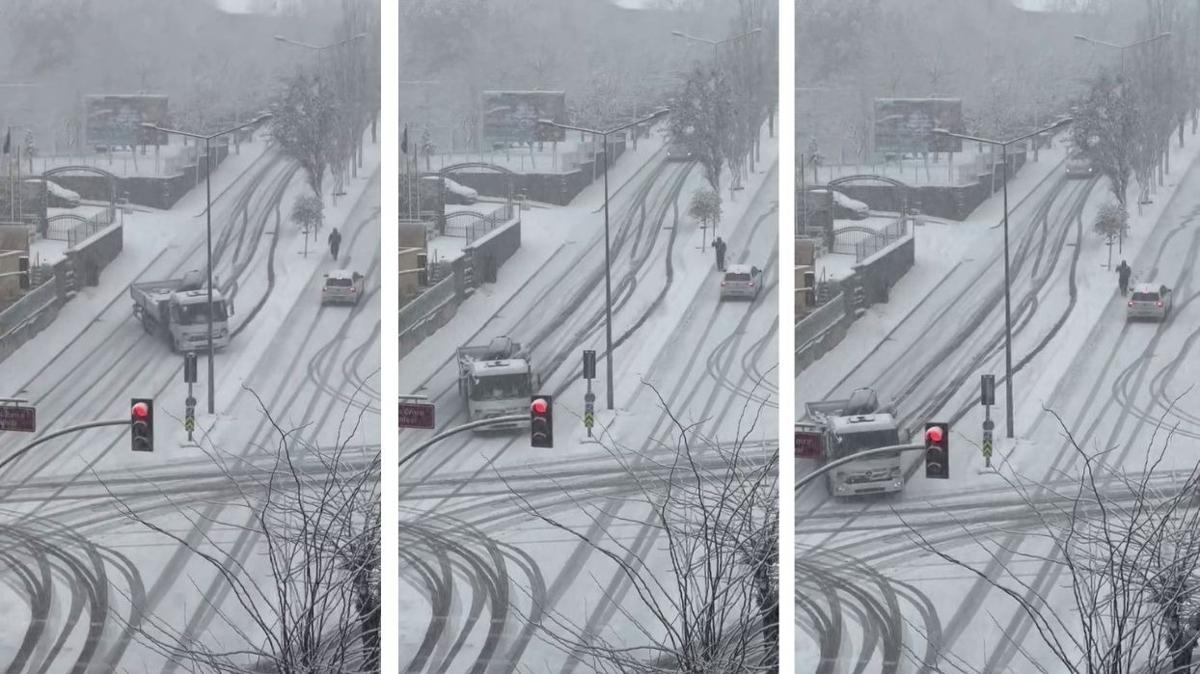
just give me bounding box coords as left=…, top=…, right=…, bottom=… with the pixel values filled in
left=174, top=302, right=228, bottom=325
left=470, top=373, right=531, bottom=401
left=830, top=429, right=901, bottom=459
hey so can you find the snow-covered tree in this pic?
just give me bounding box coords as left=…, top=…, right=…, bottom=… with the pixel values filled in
left=1093, top=201, right=1128, bottom=268
left=688, top=188, right=722, bottom=234
left=671, top=66, right=733, bottom=193
left=271, top=73, right=339, bottom=199
left=1071, top=71, right=1138, bottom=207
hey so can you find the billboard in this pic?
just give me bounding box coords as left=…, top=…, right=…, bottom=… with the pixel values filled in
left=481, top=91, right=567, bottom=144
left=874, top=98, right=964, bottom=154
left=84, top=95, right=169, bottom=148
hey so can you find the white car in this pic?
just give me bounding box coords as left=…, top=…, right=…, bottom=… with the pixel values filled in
left=807, top=188, right=869, bottom=220
left=25, top=179, right=81, bottom=208
left=422, top=176, right=478, bottom=205
left=719, top=264, right=763, bottom=301
left=1127, top=283, right=1172, bottom=322
left=321, top=270, right=365, bottom=305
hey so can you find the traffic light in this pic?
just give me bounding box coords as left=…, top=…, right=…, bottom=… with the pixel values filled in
left=924, top=422, right=949, bottom=479
left=530, top=395, right=553, bottom=448
left=417, top=252, right=428, bottom=286
left=17, top=255, right=28, bottom=290
left=131, top=398, right=155, bottom=452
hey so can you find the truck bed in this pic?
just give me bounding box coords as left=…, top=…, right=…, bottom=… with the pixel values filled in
left=130, top=278, right=186, bottom=302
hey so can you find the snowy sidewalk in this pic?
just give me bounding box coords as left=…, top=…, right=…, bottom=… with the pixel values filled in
left=798, top=136, right=1073, bottom=411
left=399, top=124, right=671, bottom=390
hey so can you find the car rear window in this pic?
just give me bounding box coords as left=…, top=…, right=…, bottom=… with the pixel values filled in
left=1132, top=292, right=1158, bottom=302
left=725, top=273, right=751, bottom=282
left=327, top=278, right=354, bottom=287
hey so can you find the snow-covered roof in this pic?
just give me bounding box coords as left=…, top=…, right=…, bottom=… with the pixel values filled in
left=1131, top=283, right=1164, bottom=294
left=829, top=414, right=896, bottom=434
left=469, top=359, right=528, bottom=377
left=725, top=264, right=756, bottom=275
left=326, top=269, right=358, bottom=280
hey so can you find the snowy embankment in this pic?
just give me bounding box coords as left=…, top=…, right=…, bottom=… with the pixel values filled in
left=0, top=139, right=276, bottom=388
left=399, top=124, right=670, bottom=390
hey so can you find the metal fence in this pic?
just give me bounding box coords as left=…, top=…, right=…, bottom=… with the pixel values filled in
left=796, top=291, right=847, bottom=351
left=399, top=273, right=456, bottom=340
left=854, top=217, right=908, bottom=263
left=67, top=207, right=115, bottom=249
left=443, top=202, right=516, bottom=245
left=0, top=279, right=56, bottom=339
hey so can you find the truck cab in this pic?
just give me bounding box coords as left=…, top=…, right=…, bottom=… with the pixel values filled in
left=805, top=387, right=905, bottom=497
left=457, top=337, right=536, bottom=432
left=170, top=289, right=231, bottom=352
left=825, top=414, right=903, bottom=495
left=322, top=270, right=365, bottom=305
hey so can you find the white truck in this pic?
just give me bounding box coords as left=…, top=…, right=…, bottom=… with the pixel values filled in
left=457, top=336, right=537, bottom=431
left=801, top=387, right=904, bottom=496
left=130, top=269, right=232, bottom=353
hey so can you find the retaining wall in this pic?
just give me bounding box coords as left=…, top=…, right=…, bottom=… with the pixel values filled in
left=445, top=138, right=627, bottom=206
left=50, top=143, right=231, bottom=209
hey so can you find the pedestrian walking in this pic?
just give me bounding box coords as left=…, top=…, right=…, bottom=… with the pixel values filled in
left=328, top=227, right=342, bottom=261
left=714, top=236, right=727, bottom=271
left=1116, top=259, right=1132, bottom=296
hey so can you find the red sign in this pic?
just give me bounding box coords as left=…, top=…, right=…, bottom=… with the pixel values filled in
left=399, top=402, right=435, bottom=430
left=795, top=430, right=823, bottom=459
left=0, top=405, right=36, bottom=432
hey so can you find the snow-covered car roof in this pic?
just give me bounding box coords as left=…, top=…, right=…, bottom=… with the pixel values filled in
left=422, top=175, right=477, bottom=195
left=1131, top=283, right=1165, bottom=294
left=806, top=188, right=868, bottom=211
left=325, top=269, right=359, bottom=280
left=25, top=178, right=80, bottom=201
left=724, top=264, right=757, bottom=275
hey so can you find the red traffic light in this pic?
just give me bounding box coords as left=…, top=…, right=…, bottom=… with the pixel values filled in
left=132, top=402, right=150, bottom=419
left=531, top=398, right=549, bottom=415
left=926, top=425, right=944, bottom=444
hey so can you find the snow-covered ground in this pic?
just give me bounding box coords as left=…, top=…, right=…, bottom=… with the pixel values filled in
left=420, top=122, right=667, bottom=175
left=798, top=124, right=1200, bottom=672
left=400, top=122, right=777, bottom=671
left=35, top=132, right=268, bottom=178
left=808, top=142, right=1055, bottom=187
left=0, top=127, right=381, bottom=669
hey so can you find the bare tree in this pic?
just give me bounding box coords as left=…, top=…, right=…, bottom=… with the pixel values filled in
left=504, top=385, right=778, bottom=673
left=104, top=390, right=381, bottom=673
left=898, top=405, right=1200, bottom=673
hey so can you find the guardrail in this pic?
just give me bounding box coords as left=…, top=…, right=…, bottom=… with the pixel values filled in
left=0, top=280, right=56, bottom=339
left=399, top=273, right=456, bottom=340
left=795, top=291, right=847, bottom=354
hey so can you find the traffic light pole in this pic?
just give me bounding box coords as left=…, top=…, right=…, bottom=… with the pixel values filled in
left=794, top=443, right=923, bottom=494
left=0, top=419, right=128, bottom=473
left=399, top=415, right=526, bottom=468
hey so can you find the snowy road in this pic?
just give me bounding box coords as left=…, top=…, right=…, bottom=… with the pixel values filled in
left=797, top=145, right=1200, bottom=671
left=0, top=146, right=381, bottom=670
left=400, top=134, right=779, bottom=671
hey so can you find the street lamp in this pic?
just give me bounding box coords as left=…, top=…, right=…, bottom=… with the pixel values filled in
left=933, top=116, right=1072, bottom=440
left=1074, top=32, right=1171, bottom=75
left=671, top=28, right=763, bottom=62
left=142, top=113, right=273, bottom=415
left=537, top=108, right=670, bottom=411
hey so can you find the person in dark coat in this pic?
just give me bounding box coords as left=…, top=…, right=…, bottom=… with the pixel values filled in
left=1116, top=259, right=1132, bottom=296
left=714, top=236, right=727, bottom=271
left=328, top=227, right=342, bottom=260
